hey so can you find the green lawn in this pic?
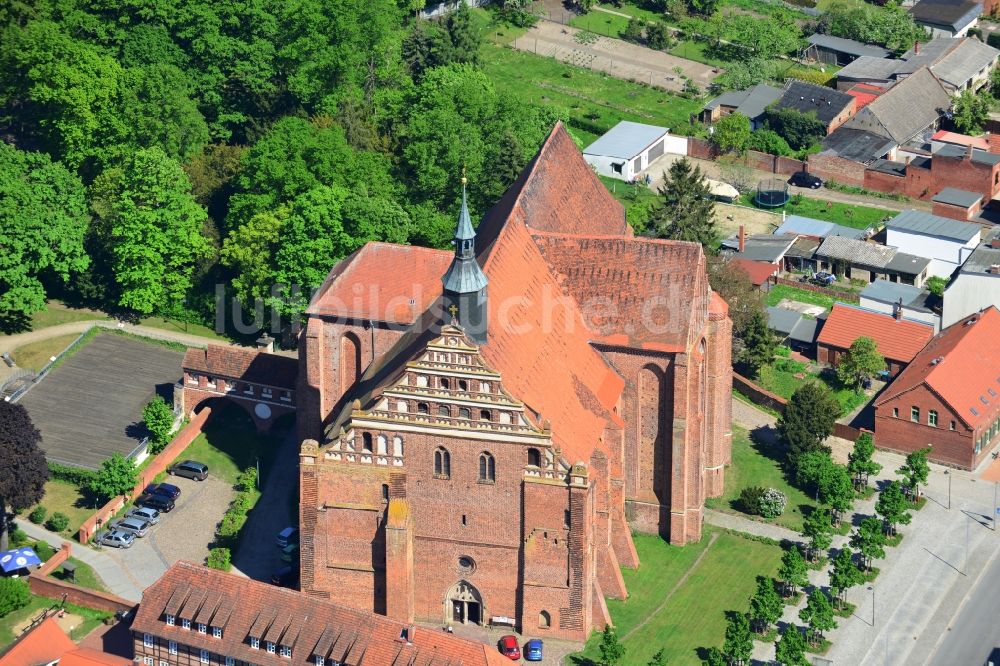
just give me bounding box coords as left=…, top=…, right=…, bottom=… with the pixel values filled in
left=755, top=355, right=869, bottom=416
left=772, top=195, right=893, bottom=230
left=570, top=10, right=631, bottom=38
left=137, top=315, right=229, bottom=342
left=0, top=595, right=112, bottom=649
left=9, top=334, right=84, bottom=372
left=48, top=557, right=109, bottom=593
left=29, top=302, right=108, bottom=330
left=481, top=43, right=701, bottom=146
left=705, top=426, right=819, bottom=532
left=21, top=480, right=100, bottom=538
left=570, top=527, right=784, bottom=665
left=765, top=284, right=835, bottom=309
left=176, top=403, right=284, bottom=486
left=668, top=38, right=730, bottom=68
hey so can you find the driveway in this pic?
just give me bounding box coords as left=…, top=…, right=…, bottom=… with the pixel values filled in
left=100, top=474, right=235, bottom=590
left=231, top=427, right=300, bottom=582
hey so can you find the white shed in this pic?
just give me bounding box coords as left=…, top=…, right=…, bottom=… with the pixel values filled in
left=884, top=209, right=981, bottom=279
left=583, top=121, right=685, bottom=181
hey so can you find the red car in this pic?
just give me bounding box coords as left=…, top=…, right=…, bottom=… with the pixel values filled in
left=498, top=635, right=520, bottom=660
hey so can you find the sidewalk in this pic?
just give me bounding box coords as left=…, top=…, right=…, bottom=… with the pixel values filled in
left=16, top=520, right=144, bottom=602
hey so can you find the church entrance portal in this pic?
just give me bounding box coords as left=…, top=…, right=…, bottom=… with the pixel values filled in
left=446, top=581, right=483, bottom=626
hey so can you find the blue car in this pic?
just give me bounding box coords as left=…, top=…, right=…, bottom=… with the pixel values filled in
left=524, top=639, right=543, bottom=662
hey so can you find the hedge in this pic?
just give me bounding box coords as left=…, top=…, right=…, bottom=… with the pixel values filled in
left=214, top=468, right=259, bottom=550
left=48, top=462, right=99, bottom=487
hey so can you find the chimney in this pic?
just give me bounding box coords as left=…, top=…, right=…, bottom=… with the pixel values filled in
left=991, top=238, right=1000, bottom=249
left=967, top=144, right=974, bottom=160
left=991, top=264, right=1000, bottom=274
left=915, top=41, right=920, bottom=54
left=989, top=132, right=1000, bottom=154
left=255, top=333, right=274, bottom=353
left=893, top=298, right=903, bottom=320
left=739, top=225, right=746, bottom=253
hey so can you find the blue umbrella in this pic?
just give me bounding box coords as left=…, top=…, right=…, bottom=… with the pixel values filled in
left=0, top=547, right=42, bottom=573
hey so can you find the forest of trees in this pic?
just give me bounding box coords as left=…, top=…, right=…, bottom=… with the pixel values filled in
left=0, top=0, right=563, bottom=333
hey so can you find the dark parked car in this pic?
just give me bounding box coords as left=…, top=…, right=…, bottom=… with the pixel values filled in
left=524, top=639, right=543, bottom=662
left=137, top=493, right=175, bottom=513
left=169, top=460, right=209, bottom=481
left=144, top=483, right=181, bottom=500
left=498, top=635, right=520, bottom=661
left=276, top=527, right=299, bottom=549
left=789, top=171, right=823, bottom=189
left=270, top=564, right=300, bottom=588
left=98, top=529, right=135, bottom=549
left=280, top=543, right=299, bottom=564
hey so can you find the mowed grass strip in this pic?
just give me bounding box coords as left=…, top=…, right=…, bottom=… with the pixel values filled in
left=765, top=284, right=835, bottom=309
left=705, top=426, right=818, bottom=531
left=9, top=334, right=84, bottom=372
left=571, top=528, right=784, bottom=665
left=481, top=43, right=700, bottom=145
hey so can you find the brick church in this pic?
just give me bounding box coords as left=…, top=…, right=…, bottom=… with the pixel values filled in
left=295, top=123, right=733, bottom=641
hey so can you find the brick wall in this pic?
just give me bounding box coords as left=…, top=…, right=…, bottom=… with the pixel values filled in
left=931, top=153, right=1000, bottom=203
left=28, top=568, right=134, bottom=615
left=77, top=407, right=213, bottom=543
left=873, top=386, right=983, bottom=468
left=808, top=153, right=866, bottom=186
left=746, top=150, right=776, bottom=173
left=732, top=372, right=787, bottom=414
left=932, top=200, right=980, bottom=220
left=688, top=137, right=716, bottom=160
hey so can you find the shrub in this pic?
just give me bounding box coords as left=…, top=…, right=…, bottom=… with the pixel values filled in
left=48, top=462, right=98, bottom=487
left=9, top=526, right=28, bottom=548
left=46, top=512, right=70, bottom=533
left=206, top=547, right=231, bottom=571
left=758, top=488, right=787, bottom=518
left=0, top=578, right=30, bottom=618
left=739, top=485, right=767, bottom=514
left=28, top=506, right=47, bottom=525
left=33, top=540, right=56, bottom=562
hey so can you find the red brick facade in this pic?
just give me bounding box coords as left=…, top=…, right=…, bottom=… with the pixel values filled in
left=296, top=124, right=733, bottom=641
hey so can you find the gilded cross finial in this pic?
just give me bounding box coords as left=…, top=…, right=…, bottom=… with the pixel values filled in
left=461, top=164, right=467, bottom=186
left=448, top=304, right=459, bottom=319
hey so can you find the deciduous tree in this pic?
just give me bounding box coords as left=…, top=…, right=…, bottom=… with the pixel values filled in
left=143, top=397, right=176, bottom=452
left=0, top=403, right=48, bottom=552
left=88, top=453, right=138, bottom=503
left=778, top=545, right=809, bottom=597
left=798, top=588, right=836, bottom=644
left=848, top=432, right=881, bottom=491
left=598, top=625, right=625, bottom=666
left=802, top=507, right=834, bottom=561
left=722, top=612, right=753, bottom=665
left=774, top=624, right=809, bottom=666
left=875, top=480, right=911, bottom=536
left=829, top=547, right=863, bottom=608
left=763, top=107, right=826, bottom=151
left=778, top=382, right=840, bottom=464
left=836, top=336, right=885, bottom=389
left=735, top=309, right=777, bottom=378
left=897, top=447, right=931, bottom=500
left=749, top=576, right=783, bottom=634
left=711, top=112, right=751, bottom=154
left=850, top=516, right=886, bottom=570
left=647, top=158, right=717, bottom=248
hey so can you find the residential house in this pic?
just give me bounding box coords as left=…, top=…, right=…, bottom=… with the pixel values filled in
left=931, top=187, right=984, bottom=220
left=582, top=121, right=685, bottom=181
left=929, top=144, right=1000, bottom=204
left=766, top=306, right=823, bottom=353
left=942, top=228, right=1000, bottom=327
left=817, top=302, right=935, bottom=377
left=910, top=0, right=982, bottom=38
left=874, top=307, right=1000, bottom=469
left=859, top=279, right=941, bottom=331
left=804, top=34, right=892, bottom=67
left=884, top=209, right=981, bottom=278
left=773, top=215, right=871, bottom=240
left=730, top=257, right=780, bottom=287
left=815, top=235, right=930, bottom=286
left=783, top=236, right=822, bottom=273
left=132, top=561, right=513, bottom=666
left=0, top=616, right=128, bottom=666
left=931, top=130, right=990, bottom=152
left=770, top=80, right=857, bottom=134
left=835, top=56, right=901, bottom=91
left=719, top=230, right=797, bottom=267
left=701, top=83, right=783, bottom=129
left=844, top=83, right=886, bottom=110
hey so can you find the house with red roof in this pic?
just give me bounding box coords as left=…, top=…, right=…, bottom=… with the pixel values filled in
left=817, top=303, right=935, bottom=377
left=293, top=123, right=733, bottom=641
left=0, top=615, right=129, bottom=666
left=874, top=307, right=1000, bottom=468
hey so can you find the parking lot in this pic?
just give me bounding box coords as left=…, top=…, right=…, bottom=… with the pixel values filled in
left=98, top=473, right=235, bottom=590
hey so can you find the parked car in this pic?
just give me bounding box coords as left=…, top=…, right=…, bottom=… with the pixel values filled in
left=113, top=517, right=151, bottom=538
left=280, top=543, right=299, bottom=563
left=127, top=506, right=160, bottom=525
left=524, top=639, right=543, bottom=662
left=789, top=171, right=823, bottom=189
left=498, top=635, right=520, bottom=661
left=98, top=529, right=135, bottom=549
left=144, top=483, right=181, bottom=500
left=276, top=527, right=299, bottom=549
left=169, top=460, right=209, bottom=481
left=137, top=493, right=175, bottom=513
left=270, top=564, right=300, bottom=588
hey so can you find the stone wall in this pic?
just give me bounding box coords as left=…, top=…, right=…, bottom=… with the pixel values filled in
left=28, top=544, right=134, bottom=614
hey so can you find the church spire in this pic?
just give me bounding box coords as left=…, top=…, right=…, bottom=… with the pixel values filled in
left=442, top=173, right=489, bottom=344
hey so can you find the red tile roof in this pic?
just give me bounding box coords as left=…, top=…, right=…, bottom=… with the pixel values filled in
left=59, top=648, right=133, bottom=665
left=183, top=346, right=298, bottom=389
left=846, top=83, right=884, bottom=110
left=728, top=258, right=779, bottom=287
left=932, top=130, right=990, bottom=150
left=0, top=616, right=76, bottom=666
left=308, top=243, right=452, bottom=324
left=530, top=231, right=708, bottom=351
left=875, top=307, right=1000, bottom=429
left=817, top=303, right=934, bottom=363
left=132, top=562, right=510, bottom=666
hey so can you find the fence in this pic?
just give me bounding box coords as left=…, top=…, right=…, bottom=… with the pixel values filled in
left=77, top=406, right=213, bottom=543
left=771, top=276, right=860, bottom=303
left=7, top=328, right=94, bottom=404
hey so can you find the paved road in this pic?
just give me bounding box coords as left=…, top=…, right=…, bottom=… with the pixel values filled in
left=928, top=545, right=1000, bottom=666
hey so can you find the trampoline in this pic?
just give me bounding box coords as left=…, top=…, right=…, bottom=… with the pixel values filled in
left=755, top=178, right=790, bottom=208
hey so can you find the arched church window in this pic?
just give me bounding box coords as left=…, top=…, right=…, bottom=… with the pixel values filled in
left=434, top=447, right=451, bottom=479
left=479, top=409, right=491, bottom=422
left=439, top=405, right=451, bottom=417
left=459, top=407, right=471, bottom=420
left=459, top=379, right=468, bottom=391
left=362, top=432, right=373, bottom=453
left=479, top=453, right=495, bottom=483
left=539, top=611, right=551, bottom=628
left=527, top=448, right=541, bottom=467
left=417, top=403, right=429, bottom=415
left=393, top=436, right=404, bottom=457
left=377, top=435, right=387, bottom=456
left=441, top=378, right=450, bottom=390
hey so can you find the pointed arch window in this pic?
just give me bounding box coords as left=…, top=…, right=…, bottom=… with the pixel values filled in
left=362, top=432, right=373, bottom=453
left=479, top=452, right=496, bottom=483
left=434, top=447, right=451, bottom=479
left=440, top=378, right=450, bottom=390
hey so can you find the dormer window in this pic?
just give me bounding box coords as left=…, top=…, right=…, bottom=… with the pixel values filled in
left=280, top=645, right=292, bottom=658
left=212, top=626, right=222, bottom=638
left=198, top=623, right=207, bottom=634
left=250, top=637, right=260, bottom=650
left=165, top=614, right=175, bottom=626
left=266, top=641, right=276, bottom=654
left=182, top=618, right=191, bottom=630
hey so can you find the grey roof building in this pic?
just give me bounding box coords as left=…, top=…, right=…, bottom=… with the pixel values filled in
left=860, top=279, right=935, bottom=313
left=719, top=234, right=797, bottom=262
left=838, top=67, right=951, bottom=145
left=909, top=0, right=982, bottom=37
left=836, top=56, right=900, bottom=84
left=771, top=81, right=856, bottom=128
left=773, top=215, right=870, bottom=239
left=702, top=83, right=783, bottom=127
left=820, top=127, right=898, bottom=164
left=766, top=306, right=823, bottom=345
left=583, top=121, right=669, bottom=159
left=805, top=34, right=893, bottom=66
left=932, top=187, right=984, bottom=209
left=924, top=38, right=1000, bottom=91
left=886, top=209, right=982, bottom=243
left=936, top=144, right=1000, bottom=166
left=818, top=236, right=898, bottom=268
left=886, top=251, right=933, bottom=276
